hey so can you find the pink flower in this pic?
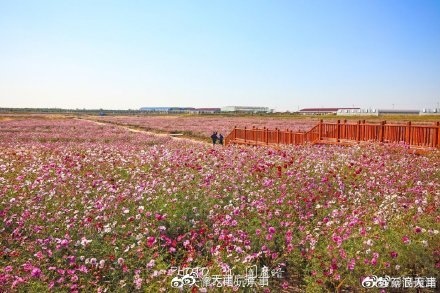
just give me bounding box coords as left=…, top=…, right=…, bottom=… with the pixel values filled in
left=34, top=251, right=44, bottom=260
left=268, top=227, right=276, bottom=234
left=4, top=266, right=13, bottom=273
left=370, top=252, right=379, bottom=265
left=71, top=275, right=78, bottom=282
left=155, top=213, right=166, bottom=220
left=402, top=235, right=411, bottom=244
left=390, top=251, right=398, bottom=258
left=347, top=258, right=355, bottom=270
left=339, top=249, right=347, bottom=259
left=77, top=265, right=88, bottom=273
left=332, top=235, right=343, bottom=247
left=117, top=258, right=124, bottom=266
left=146, top=236, right=156, bottom=247
left=134, top=273, right=142, bottom=289
left=31, top=267, right=42, bottom=278
left=147, top=259, right=155, bottom=269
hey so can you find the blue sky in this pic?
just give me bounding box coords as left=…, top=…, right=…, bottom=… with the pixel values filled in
left=0, top=0, right=439, bottom=111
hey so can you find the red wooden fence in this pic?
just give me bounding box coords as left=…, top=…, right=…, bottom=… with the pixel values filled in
left=225, top=120, right=440, bottom=149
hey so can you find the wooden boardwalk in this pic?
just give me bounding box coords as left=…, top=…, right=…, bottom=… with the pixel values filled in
left=225, top=120, right=440, bottom=152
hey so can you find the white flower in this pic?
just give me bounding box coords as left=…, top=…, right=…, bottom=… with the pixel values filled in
left=81, top=237, right=92, bottom=247
left=147, top=259, right=155, bottom=269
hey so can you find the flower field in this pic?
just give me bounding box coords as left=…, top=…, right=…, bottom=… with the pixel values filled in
left=92, top=116, right=317, bottom=138
left=1, top=117, right=439, bottom=292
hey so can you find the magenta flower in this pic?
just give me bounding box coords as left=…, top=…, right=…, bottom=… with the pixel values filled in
left=268, top=227, right=276, bottom=234
left=155, top=213, right=165, bottom=221
left=4, top=266, right=13, bottom=273
left=347, top=258, right=355, bottom=270
left=31, top=267, right=42, bottom=278
left=147, top=236, right=156, bottom=247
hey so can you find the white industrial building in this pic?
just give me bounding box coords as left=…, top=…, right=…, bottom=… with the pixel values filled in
left=337, top=108, right=379, bottom=116
left=336, top=108, right=435, bottom=116
left=420, top=108, right=440, bottom=115
left=221, top=106, right=272, bottom=113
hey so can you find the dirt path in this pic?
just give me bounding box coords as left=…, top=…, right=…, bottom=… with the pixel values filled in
left=77, top=117, right=209, bottom=145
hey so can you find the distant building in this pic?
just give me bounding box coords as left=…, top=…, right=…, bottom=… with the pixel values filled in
left=337, top=108, right=421, bottom=116
left=189, top=108, right=221, bottom=114
left=168, top=107, right=196, bottom=113
left=420, top=108, right=440, bottom=115
left=139, top=107, right=196, bottom=113
left=378, top=109, right=419, bottom=115
left=221, top=106, right=271, bottom=113
left=139, top=107, right=172, bottom=113
left=337, top=108, right=379, bottom=116
left=299, top=107, right=359, bottom=115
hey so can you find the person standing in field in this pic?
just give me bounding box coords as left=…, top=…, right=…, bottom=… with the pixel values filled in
left=211, top=132, right=218, bottom=146
left=218, top=134, right=224, bottom=145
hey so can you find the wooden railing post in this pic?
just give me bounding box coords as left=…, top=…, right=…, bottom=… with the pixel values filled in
left=336, top=120, right=340, bottom=142
left=436, top=122, right=440, bottom=148
left=318, top=119, right=323, bottom=141
left=343, top=119, right=347, bottom=139
left=244, top=126, right=247, bottom=143
left=234, top=126, right=237, bottom=140
left=362, top=120, right=366, bottom=141
left=263, top=127, right=266, bottom=145
left=356, top=120, right=361, bottom=142
left=380, top=121, right=386, bottom=143
left=405, top=122, right=411, bottom=145
left=265, top=127, right=268, bottom=145
left=276, top=128, right=280, bottom=144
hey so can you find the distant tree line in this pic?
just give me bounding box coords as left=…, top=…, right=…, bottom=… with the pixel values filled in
left=0, top=108, right=302, bottom=117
